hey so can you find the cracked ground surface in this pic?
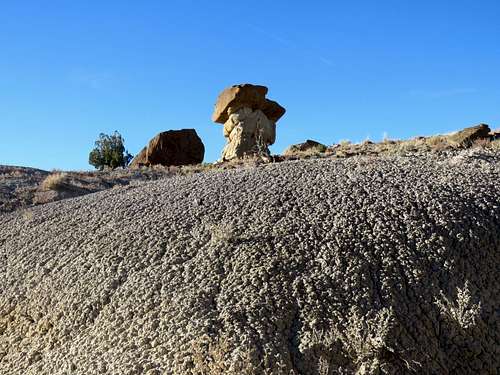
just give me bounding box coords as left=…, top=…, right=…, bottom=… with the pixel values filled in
left=0, top=150, right=499, bottom=374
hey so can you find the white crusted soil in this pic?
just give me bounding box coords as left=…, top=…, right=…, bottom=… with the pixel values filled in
left=1, top=150, right=499, bottom=374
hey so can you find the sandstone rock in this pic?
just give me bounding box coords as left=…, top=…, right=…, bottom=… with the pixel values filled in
left=213, top=84, right=285, bottom=161
left=130, top=129, right=204, bottom=167
left=221, top=108, right=276, bottom=160
left=490, top=129, right=500, bottom=140
left=261, top=99, right=286, bottom=123
left=283, top=140, right=327, bottom=155
left=448, top=124, right=491, bottom=146
left=212, top=84, right=285, bottom=124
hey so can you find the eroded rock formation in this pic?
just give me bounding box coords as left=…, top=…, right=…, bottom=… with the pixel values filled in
left=212, top=84, right=285, bottom=161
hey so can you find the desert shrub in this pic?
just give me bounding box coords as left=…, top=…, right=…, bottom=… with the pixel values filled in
left=22, top=210, right=34, bottom=221
left=88, top=131, right=133, bottom=170
left=397, top=140, right=417, bottom=152
left=209, top=222, right=237, bottom=244
left=302, top=306, right=401, bottom=375
left=333, top=306, right=395, bottom=374
left=425, top=135, right=452, bottom=149
left=300, top=144, right=328, bottom=156
left=434, top=281, right=481, bottom=330
left=41, top=172, right=67, bottom=191
left=252, top=127, right=272, bottom=161
left=185, top=334, right=260, bottom=375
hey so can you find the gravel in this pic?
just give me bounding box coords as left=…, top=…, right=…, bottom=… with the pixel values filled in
left=1, top=150, right=499, bottom=374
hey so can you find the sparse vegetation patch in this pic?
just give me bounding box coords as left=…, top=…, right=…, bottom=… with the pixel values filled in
left=41, top=172, right=67, bottom=191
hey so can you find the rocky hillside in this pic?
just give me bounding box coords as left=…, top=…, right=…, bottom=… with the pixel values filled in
left=0, top=166, right=49, bottom=213
left=0, top=150, right=499, bottom=374
left=1, top=127, right=498, bottom=215
left=0, top=166, right=180, bottom=215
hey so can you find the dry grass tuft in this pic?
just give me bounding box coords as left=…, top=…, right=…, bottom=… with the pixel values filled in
left=302, top=306, right=406, bottom=375
left=188, top=335, right=260, bottom=375
left=332, top=306, right=395, bottom=374
left=425, top=135, right=449, bottom=147
left=41, top=172, right=67, bottom=191
left=489, top=139, right=500, bottom=150
left=294, top=144, right=328, bottom=157
left=22, top=210, right=34, bottom=221
left=209, top=223, right=237, bottom=244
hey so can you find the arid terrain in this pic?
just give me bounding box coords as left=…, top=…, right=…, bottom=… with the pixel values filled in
left=1, top=146, right=499, bottom=374
left=0, top=165, right=176, bottom=214
left=2, top=128, right=499, bottom=216
left=3, top=1, right=499, bottom=372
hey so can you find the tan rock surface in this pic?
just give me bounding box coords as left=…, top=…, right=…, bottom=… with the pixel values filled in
left=221, top=108, right=276, bottom=160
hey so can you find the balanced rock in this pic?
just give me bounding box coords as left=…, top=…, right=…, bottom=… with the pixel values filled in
left=130, top=129, right=204, bottom=168
left=283, top=139, right=327, bottom=155
left=448, top=123, right=491, bottom=146
left=212, top=84, right=285, bottom=161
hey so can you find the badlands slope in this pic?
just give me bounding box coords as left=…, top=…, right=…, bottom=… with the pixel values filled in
left=1, top=150, right=499, bottom=374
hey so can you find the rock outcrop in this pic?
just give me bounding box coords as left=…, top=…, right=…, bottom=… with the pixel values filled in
left=283, top=139, right=327, bottom=155
left=212, top=84, right=285, bottom=161
left=448, top=123, right=491, bottom=146
left=130, top=129, right=204, bottom=168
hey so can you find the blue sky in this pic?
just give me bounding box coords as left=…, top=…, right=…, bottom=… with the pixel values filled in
left=1, top=1, right=499, bottom=170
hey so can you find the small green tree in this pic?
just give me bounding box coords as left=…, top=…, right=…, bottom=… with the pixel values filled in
left=88, top=131, right=133, bottom=170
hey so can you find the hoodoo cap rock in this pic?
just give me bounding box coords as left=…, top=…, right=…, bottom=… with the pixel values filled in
left=212, top=83, right=286, bottom=124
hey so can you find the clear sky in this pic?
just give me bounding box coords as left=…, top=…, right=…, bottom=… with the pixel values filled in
left=1, top=1, right=499, bottom=170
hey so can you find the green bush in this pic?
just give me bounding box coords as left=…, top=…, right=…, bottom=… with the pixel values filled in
left=88, top=131, right=133, bottom=170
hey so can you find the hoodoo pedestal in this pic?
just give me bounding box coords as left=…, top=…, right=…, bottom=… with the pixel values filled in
left=212, top=84, right=285, bottom=161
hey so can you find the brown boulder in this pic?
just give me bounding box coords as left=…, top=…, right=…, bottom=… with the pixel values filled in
left=130, top=129, right=204, bottom=168
left=283, top=140, right=327, bottom=155
left=448, top=124, right=491, bottom=146
left=490, top=129, right=500, bottom=140
left=212, top=84, right=285, bottom=124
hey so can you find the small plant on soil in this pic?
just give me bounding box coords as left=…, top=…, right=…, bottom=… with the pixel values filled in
left=435, top=280, right=482, bottom=330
